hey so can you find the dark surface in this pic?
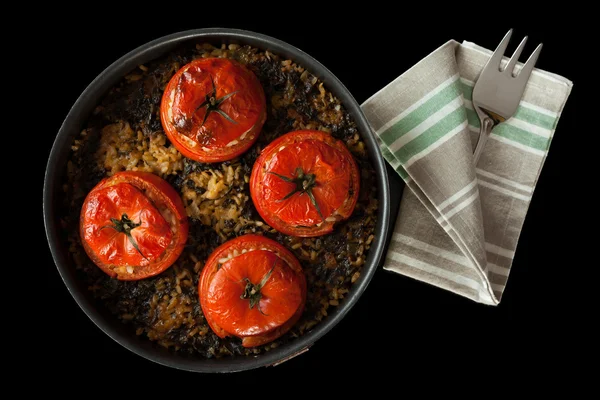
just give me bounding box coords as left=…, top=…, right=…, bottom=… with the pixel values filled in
left=40, top=13, right=582, bottom=383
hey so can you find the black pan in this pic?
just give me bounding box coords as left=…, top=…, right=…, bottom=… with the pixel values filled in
left=43, top=28, right=391, bottom=373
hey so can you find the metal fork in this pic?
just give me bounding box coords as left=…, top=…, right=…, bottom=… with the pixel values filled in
left=472, top=29, right=543, bottom=164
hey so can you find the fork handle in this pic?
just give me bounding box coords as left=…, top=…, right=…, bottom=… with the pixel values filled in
left=473, top=116, right=494, bottom=164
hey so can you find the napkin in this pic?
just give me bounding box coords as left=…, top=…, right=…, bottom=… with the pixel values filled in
left=361, top=40, right=573, bottom=305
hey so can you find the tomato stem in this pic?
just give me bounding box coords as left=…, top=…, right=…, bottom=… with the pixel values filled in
left=100, top=213, right=148, bottom=261
left=196, top=74, right=238, bottom=126
left=240, top=262, right=275, bottom=313
left=268, top=167, right=325, bottom=222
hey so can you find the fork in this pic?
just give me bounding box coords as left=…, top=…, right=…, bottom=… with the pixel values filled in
left=472, top=29, right=543, bottom=164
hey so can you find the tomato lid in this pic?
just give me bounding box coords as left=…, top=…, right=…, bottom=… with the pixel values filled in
left=262, top=139, right=352, bottom=226
left=161, top=58, right=266, bottom=162
left=250, top=130, right=360, bottom=237
left=204, top=250, right=304, bottom=337
left=81, top=182, right=173, bottom=267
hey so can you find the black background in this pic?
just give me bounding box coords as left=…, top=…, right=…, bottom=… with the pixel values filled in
left=41, top=10, right=585, bottom=385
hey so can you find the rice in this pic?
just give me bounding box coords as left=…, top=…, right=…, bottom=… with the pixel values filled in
left=62, top=42, right=378, bottom=358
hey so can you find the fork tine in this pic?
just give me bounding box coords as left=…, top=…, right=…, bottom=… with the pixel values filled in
left=517, top=43, right=543, bottom=83
left=505, top=36, right=528, bottom=75
left=489, top=29, right=513, bottom=69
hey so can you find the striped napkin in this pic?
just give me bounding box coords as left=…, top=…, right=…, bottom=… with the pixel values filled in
left=361, top=40, right=572, bottom=305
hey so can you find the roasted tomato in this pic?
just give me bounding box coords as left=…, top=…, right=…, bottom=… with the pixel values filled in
left=250, top=130, right=360, bottom=237
left=160, top=58, right=266, bottom=163
left=79, top=171, right=189, bottom=280
left=199, top=235, right=306, bottom=347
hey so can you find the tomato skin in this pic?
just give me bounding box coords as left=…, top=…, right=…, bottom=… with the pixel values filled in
left=80, top=171, right=189, bottom=280
left=206, top=251, right=303, bottom=336
left=160, top=58, right=266, bottom=163
left=80, top=183, right=173, bottom=267
left=199, top=235, right=306, bottom=348
left=250, top=130, right=360, bottom=237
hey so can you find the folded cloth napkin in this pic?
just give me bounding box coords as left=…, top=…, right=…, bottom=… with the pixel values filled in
left=361, top=40, right=573, bottom=305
